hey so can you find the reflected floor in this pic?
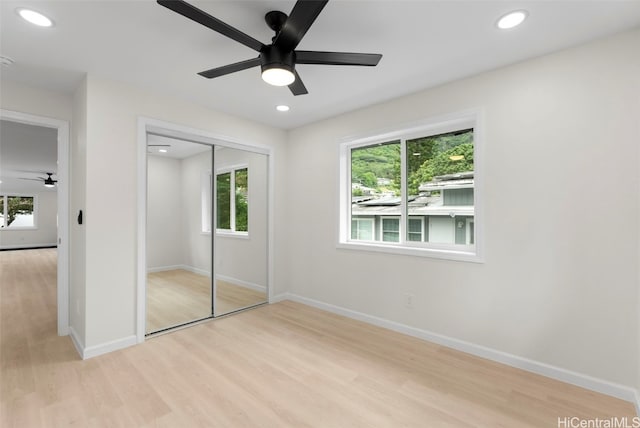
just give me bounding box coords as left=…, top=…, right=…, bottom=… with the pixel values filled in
left=146, top=269, right=266, bottom=333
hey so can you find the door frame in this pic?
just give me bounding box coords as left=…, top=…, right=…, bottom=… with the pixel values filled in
left=0, top=109, right=70, bottom=336
left=136, top=117, right=274, bottom=343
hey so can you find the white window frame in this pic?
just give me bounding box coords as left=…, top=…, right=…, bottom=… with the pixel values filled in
left=201, top=171, right=212, bottom=234
left=0, top=194, right=38, bottom=230
left=338, top=109, right=484, bottom=263
left=215, top=164, right=249, bottom=238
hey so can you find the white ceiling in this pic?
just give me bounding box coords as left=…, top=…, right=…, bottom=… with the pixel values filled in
left=0, top=120, right=58, bottom=193
left=147, top=133, right=212, bottom=159
left=1, top=1, right=640, bottom=130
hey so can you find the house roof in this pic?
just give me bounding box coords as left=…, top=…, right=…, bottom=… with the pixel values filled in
left=353, top=172, right=474, bottom=216
left=419, top=171, right=474, bottom=192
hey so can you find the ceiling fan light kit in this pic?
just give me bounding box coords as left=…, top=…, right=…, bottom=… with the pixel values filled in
left=157, top=0, right=382, bottom=95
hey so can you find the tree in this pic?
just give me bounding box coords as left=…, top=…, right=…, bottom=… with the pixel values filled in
left=410, top=143, right=474, bottom=191
left=235, top=169, right=248, bottom=232
left=351, top=143, right=400, bottom=192
left=406, top=130, right=473, bottom=194
left=5, top=197, right=34, bottom=226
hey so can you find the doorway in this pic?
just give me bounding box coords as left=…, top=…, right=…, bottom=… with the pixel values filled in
left=0, top=109, right=70, bottom=336
left=138, top=119, right=270, bottom=338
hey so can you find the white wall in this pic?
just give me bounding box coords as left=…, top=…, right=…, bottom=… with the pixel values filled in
left=286, top=29, right=640, bottom=389
left=147, top=155, right=185, bottom=269
left=71, top=77, right=87, bottom=345
left=0, top=191, right=57, bottom=248
left=215, top=147, right=269, bottom=289
left=0, top=80, right=73, bottom=120
left=182, top=150, right=212, bottom=274
left=80, top=75, right=286, bottom=348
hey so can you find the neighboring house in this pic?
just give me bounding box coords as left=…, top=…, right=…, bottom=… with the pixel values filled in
left=351, top=182, right=376, bottom=195
left=351, top=171, right=474, bottom=245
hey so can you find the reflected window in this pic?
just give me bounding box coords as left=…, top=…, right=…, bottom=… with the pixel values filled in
left=215, top=166, right=248, bottom=234
left=0, top=195, right=35, bottom=228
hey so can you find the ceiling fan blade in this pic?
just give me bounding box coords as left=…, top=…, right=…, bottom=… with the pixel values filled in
left=198, top=57, right=261, bottom=79
left=18, top=178, right=42, bottom=182
left=157, top=0, right=265, bottom=52
left=296, top=51, right=382, bottom=66
left=274, top=0, right=328, bottom=52
left=288, top=70, right=308, bottom=96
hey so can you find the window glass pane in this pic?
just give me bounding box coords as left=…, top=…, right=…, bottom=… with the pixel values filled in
left=350, top=141, right=401, bottom=242
left=0, top=197, right=4, bottom=228
left=382, top=218, right=399, bottom=242
left=6, top=196, right=34, bottom=228
left=235, top=168, right=248, bottom=232
left=351, top=218, right=373, bottom=241
left=216, top=172, right=231, bottom=229
left=407, top=218, right=422, bottom=241
left=406, top=129, right=474, bottom=245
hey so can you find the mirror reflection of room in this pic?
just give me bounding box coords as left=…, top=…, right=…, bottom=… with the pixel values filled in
left=214, top=147, right=268, bottom=316
left=146, top=137, right=213, bottom=333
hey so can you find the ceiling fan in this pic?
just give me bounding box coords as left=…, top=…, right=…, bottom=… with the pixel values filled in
left=19, top=172, right=57, bottom=188
left=157, top=0, right=382, bottom=95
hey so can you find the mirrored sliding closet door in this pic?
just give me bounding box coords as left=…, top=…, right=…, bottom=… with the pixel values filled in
left=213, top=147, right=268, bottom=316
left=145, top=135, right=269, bottom=335
left=146, top=138, right=213, bottom=333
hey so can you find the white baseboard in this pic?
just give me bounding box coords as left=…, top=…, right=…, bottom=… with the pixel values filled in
left=184, top=265, right=210, bottom=277
left=69, top=326, right=84, bottom=359
left=216, top=274, right=266, bottom=292
left=83, top=335, right=137, bottom=360
left=147, top=264, right=184, bottom=273
left=270, top=292, right=289, bottom=303
left=148, top=264, right=211, bottom=277
left=146, top=266, right=266, bottom=293
left=282, top=293, right=639, bottom=407
left=68, top=326, right=136, bottom=360
left=0, top=243, right=57, bottom=250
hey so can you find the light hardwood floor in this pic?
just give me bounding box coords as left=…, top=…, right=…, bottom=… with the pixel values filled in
left=146, top=270, right=267, bottom=333
left=1, top=248, right=636, bottom=427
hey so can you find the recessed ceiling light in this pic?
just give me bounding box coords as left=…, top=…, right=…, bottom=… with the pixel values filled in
left=496, top=10, right=527, bottom=30
left=16, top=8, right=54, bottom=27
left=158, top=149, right=168, bottom=153
left=276, top=105, right=290, bottom=112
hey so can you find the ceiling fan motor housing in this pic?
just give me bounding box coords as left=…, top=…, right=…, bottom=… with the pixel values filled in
left=260, top=45, right=295, bottom=75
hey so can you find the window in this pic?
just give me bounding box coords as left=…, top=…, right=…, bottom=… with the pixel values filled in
left=0, top=195, right=36, bottom=228
left=339, top=111, right=482, bottom=262
left=407, top=218, right=423, bottom=242
left=351, top=217, right=374, bottom=241
left=215, top=166, right=248, bottom=234
left=381, top=217, right=400, bottom=242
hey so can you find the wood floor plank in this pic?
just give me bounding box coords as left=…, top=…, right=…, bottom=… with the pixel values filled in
left=1, top=249, right=636, bottom=427
left=146, top=270, right=266, bottom=332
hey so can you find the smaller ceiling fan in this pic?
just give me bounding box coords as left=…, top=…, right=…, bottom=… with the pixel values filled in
left=157, top=0, right=382, bottom=95
left=19, top=172, right=57, bottom=188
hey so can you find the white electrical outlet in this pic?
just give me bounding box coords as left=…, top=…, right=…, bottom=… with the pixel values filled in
left=403, top=293, right=414, bottom=309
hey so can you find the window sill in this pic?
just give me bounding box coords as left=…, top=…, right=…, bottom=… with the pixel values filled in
left=336, top=241, right=483, bottom=263
left=216, top=230, right=249, bottom=240
left=0, top=226, right=38, bottom=231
